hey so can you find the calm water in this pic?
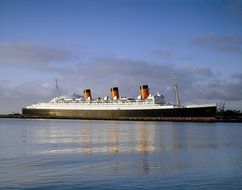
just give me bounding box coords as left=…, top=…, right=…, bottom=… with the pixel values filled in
left=0, top=119, right=242, bottom=190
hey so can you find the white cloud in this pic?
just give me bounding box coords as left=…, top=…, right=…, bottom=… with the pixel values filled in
left=1, top=56, right=242, bottom=113
left=193, top=34, right=242, bottom=53
left=0, top=80, right=57, bottom=113
left=0, top=42, right=74, bottom=69
left=152, top=49, right=174, bottom=57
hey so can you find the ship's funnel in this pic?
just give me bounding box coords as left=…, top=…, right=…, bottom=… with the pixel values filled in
left=140, top=85, right=149, bottom=99
left=110, top=87, right=119, bottom=100
left=83, top=89, right=92, bottom=101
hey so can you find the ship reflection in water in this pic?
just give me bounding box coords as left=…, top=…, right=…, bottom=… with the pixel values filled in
left=1, top=119, right=242, bottom=190
left=28, top=120, right=193, bottom=175
left=29, top=120, right=227, bottom=175
left=33, top=121, right=159, bottom=156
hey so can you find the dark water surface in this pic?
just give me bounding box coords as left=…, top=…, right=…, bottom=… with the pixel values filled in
left=0, top=119, right=242, bottom=190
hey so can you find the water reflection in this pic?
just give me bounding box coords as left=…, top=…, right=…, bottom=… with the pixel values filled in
left=1, top=120, right=242, bottom=190
left=138, top=123, right=150, bottom=174
left=106, top=125, right=119, bottom=154
left=6, top=120, right=242, bottom=176
left=31, top=121, right=157, bottom=155
left=82, top=124, right=90, bottom=155
left=28, top=121, right=219, bottom=156
left=8, top=121, right=233, bottom=159
left=138, top=123, right=149, bottom=153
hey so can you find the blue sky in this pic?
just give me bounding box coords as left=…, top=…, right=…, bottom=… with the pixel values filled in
left=0, top=0, right=242, bottom=113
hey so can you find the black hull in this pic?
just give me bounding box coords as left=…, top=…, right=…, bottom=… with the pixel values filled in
left=22, top=106, right=217, bottom=121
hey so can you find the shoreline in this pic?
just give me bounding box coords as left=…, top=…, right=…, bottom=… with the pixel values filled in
left=1, top=114, right=242, bottom=122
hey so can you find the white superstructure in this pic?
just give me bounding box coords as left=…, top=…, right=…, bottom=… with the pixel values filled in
left=26, top=92, right=216, bottom=111
left=26, top=93, right=168, bottom=110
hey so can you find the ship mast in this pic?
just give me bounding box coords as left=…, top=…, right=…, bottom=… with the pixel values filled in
left=173, top=75, right=181, bottom=106
left=55, top=79, right=60, bottom=97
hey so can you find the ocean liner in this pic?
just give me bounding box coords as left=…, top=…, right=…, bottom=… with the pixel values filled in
left=22, top=83, right=217, bottom=121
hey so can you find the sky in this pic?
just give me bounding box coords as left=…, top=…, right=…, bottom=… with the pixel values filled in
left=0, top=0, right=242, bottom=113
